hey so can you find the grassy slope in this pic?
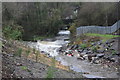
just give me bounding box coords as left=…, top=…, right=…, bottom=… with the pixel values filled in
left=86, top=33, right=120, bottom=38
left=85, top=33, right=120, bottom=42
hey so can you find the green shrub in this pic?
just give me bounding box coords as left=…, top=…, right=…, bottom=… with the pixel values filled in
left=3, top=25, right=23, bottom=40
left=46, top=67, right=54, bottom=78
left=46, top=58, right=56, bottom=78
left=25, top=49, right=31, bottom=58
left=91, top=46, right=97, bottom=52
left=69, top=23, right=76, bottom=36
left=20, top=66, right=28, bottom=70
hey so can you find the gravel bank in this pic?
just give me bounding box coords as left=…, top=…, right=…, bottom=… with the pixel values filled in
left=2, top=52, right=83, bottom=78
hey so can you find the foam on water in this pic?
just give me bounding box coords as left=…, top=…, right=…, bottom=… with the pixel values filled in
left=58, top=30, right=70, bottom=35
left=27, top=30, right=70, bottom=57
left=36, top=41, right=62, bottom=57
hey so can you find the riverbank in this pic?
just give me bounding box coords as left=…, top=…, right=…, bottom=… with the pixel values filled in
left=2, top=38, right=84, bottom=78
left=58, top=34, right=120, bottom=78
left=1, top=32, right=120, bottom=78
left=2, top=52, right=84, bottom=78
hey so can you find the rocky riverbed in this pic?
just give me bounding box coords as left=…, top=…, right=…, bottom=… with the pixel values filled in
left=57, top=37, right=120, bottom=78
left=25, top=36, right=119, bottom=78
left=62, top=37, right=120, bottom=65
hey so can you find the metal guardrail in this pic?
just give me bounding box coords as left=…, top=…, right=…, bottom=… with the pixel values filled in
left=76, top=20, right=120, bottom=35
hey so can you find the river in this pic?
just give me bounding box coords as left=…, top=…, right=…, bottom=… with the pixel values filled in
left=26, top=30, right=118, bottom=78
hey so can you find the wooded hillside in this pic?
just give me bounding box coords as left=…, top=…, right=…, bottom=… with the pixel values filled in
left=2, top=2, right=120, bottom=40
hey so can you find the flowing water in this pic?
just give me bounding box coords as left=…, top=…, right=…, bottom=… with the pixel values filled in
left=26, top=30, right=118, bottom=78
left=28, top=30, right=70, bottom=57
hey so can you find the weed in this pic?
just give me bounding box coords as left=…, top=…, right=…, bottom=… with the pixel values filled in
left=20, top=66, right=28, bottom=70
left=32, top=48, right=39, bottom=62
left=111, top=50, right=116, bottom=55
left=35, top=50, right=39, bottom=63
left=15, top=48, right=22, bottom=57
left=80, top=43, right=87, bottom=49
left=25, top=49, right=31, bottom=58
left=46, top=58, right=56, bottom=79
left=33, top=48, right=36, bottom=54
left=91, top=46, right=97, bottom=52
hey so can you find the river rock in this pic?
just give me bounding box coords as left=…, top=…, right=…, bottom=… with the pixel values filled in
left=69, top=45, right=75, bottom=49
left=105, top=39, right=115, bottom=46
left=107, top=39, right=115, bottom=43
left=105, top=41, right=109, bottom=44
left=91, top=42, right=96, bottom=46
left=103, top=54, right=117, bottom=62
left=81, top=52, right=87, bottom=55
left=96, top=54, right=104, bottom=58
left=83, top=54, right=88, bottom=60
left=109, top=55, right=119, bottom=62
left=46, top=54, right=51, bottom=57
left=116, top=53, right=120, bottom=56
left=91, top=57, right=100, bottom=64
left=107, top=57, right=116, bottom=62
left=104, top=47, right=109, bottom=51
left=87, top=50, right=93, bottom=54
left=65, top=50, right=73, bottom=56
left=87, top=54, right=96, bottom=62
left=97, top=41, right=102, bottom=45
left=107, top=44, right=111, bottom=48
left=83, top=54, right=96, bottom=61
left=57, top=47, right=63, bottom=52
left=6, top=53, right=14, bottom=57
left=41, top=51, right=45, bottom=53
left=73, top=44, right=79, bottom=49
left=97, top=50, right=105, bottom=53
left=16, top=63, right=22, bottom=66
left=77, top=56, right=84, bottom=60
left=77, top=49, right=83, bottom=53
left=83, top=49, right=88, bottom=53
